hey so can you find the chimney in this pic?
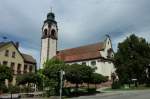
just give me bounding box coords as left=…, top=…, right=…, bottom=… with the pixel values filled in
left=15, top=42, right=19, bottom=49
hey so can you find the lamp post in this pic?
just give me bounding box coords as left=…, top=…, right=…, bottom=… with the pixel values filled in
left=60, top=70, right=65, bottom=99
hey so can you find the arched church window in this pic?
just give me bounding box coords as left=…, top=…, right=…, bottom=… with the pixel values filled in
left=51, top=29, right=56, bottom=37
left=44, top=29, right=48, bottom=36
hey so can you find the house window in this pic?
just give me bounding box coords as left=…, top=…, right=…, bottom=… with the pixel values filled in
left=91, top=61, right=96, bottom=66
left=11, top=62, right=15, bottom=74
left=3, top=61, right=8, bottom=66
left=17, top=64, right=21, bottom=74
left=5, top=50, right=9, bottom=57
left=12, top=51, right=16, bottom=58
left=29, top=66, right=33, bottom=72
left=24, top=65, right=27, bottom=73
left=82, top=62, right=86, bottom=65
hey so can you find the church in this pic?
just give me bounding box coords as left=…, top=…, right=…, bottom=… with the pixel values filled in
left=40, top=12, right=115, bottom=79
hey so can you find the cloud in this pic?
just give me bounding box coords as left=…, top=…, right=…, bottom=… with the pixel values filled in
left=0, top=0, right=150, bottom=67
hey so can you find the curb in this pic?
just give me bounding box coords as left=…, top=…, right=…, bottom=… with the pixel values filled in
left=96, top=92, right=122, bottom=97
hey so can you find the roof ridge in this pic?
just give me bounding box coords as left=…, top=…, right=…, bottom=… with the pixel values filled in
left=21, top=53, right=36, bottom=64
left=59, top=41, right=104, bottom=52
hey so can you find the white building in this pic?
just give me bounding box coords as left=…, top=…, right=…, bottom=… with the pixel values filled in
left=40, top=12, right=115, bottom=79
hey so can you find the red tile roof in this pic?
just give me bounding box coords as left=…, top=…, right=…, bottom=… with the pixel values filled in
left=56, top=42, right=105, bottom=62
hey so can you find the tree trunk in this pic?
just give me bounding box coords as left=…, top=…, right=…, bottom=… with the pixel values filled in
left=128, top=82, right=130, bottom=88
left=27, top=83, right=29, bottom=93
left=87, top=82, right=89, bottom=92
left=95, top=83, right=97, bottom=89
left=75, top=83, right=78, bottom=96
left=135, top=81, right=138, bottom=87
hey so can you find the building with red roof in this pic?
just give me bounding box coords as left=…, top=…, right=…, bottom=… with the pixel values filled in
left=40, top=12, right=115, bottom=79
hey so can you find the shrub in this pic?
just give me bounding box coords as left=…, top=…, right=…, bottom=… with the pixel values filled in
left=87, top=88, right=96, bottom=94
left=45, top=88, right=56, bottom=97
left=111, top=81, right=121, bottom=89
left=145, top=79, right=150, bottom=87
left=0, top=84, right=8, bottom=93
left=62, top=88, right=71, bottom=96
left=8, top=85, right=20, bottom=93
left=19, top=86, right=34, bottom=93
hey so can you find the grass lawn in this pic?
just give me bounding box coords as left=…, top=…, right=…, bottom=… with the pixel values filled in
left=104, top=84, right=150, bottom=91
left=63, top=87, right=100, bottom=98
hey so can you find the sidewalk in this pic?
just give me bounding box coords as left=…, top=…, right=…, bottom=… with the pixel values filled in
left=0, top=93, right=21, bottom=99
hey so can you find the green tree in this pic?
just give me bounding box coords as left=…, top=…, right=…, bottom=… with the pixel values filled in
left=82, top=65, right=95, bottom=90
left=17, top=73, right=42, bottom=92
left=0, top=64, right=12, bottom=83
left=0, top=64, right=12, bottom=92
left=42, top=59, right=66, bottom=95
left=65, top=64, right=94, bottom=92
left=36, top=69, right=45, bottom=91
left=91, top=73, right=108, bottom=88
left=114, top=34, right=150, bottom=87
left=17, top=73, right=41, bottom=85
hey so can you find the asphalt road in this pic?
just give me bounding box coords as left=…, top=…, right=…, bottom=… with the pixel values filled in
left=69, top=90, right=150, bottom=99
left=3, top=90, right=150, bottom=99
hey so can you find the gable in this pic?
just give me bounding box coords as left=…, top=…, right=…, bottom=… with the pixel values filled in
left=0, top=42, right=24, bottom=62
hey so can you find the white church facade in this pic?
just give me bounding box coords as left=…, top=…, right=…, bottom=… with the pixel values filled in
left=40, top=12, right=115, bottom=79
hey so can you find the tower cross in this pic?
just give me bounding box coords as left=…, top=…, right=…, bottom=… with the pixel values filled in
left=50, top=7, right=53, bottom=12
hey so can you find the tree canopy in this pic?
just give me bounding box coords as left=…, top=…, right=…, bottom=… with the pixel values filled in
left=42, top=59, right=108, bottom=95
left=42, top=59, right=66, bottom=81
left=0, top=64, right=12, bottom=83
left=17, top=73, right=41, bottom=85
left=114, top=34, right=150, bottom=85
left=0, top=64, right=12, bottom=92
left=65, top=64, right=94, bottom=85
left=42, top=59, right=67, bottom=95
left=91, top=73, right=108, bottom=84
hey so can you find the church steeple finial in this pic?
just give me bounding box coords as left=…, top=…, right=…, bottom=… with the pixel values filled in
left=46, top=8, right=55, bottom=21
left=50, top=7, right=53, bottom=13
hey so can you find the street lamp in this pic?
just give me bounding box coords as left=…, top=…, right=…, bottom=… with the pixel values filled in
left=60, top=70, right=65, bottom=99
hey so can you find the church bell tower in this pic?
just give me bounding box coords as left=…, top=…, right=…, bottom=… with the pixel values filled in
left=40, top=11, right=58, bottom=67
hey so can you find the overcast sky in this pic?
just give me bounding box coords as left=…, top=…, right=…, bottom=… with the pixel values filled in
left=0, top=0, right=150, bottom=67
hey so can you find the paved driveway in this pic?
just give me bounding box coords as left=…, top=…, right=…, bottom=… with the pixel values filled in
left=68, top=90, right=150, bottom=99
